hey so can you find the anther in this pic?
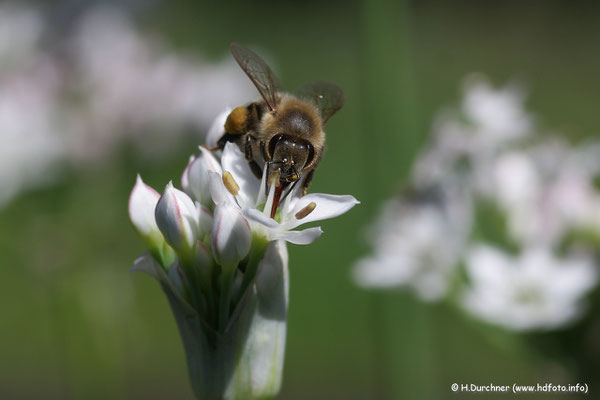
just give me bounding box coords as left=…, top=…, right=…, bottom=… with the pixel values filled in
left=222, top=171, right=240, bottom=196
left=295, top=202, right=316, bottom=219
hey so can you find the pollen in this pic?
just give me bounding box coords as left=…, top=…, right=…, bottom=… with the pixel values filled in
left=224, top=106, right=248, bottom=134
left=295, top=202, right=316, bottom=219
left=222, top=171, right=240, bottom=196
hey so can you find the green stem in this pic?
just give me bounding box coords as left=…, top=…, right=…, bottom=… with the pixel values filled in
left=180, top=258, right=206, bottom=316
left=201, top=263, right=217, bottom=328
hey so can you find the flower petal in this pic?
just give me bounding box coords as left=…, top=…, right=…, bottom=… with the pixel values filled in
left=272, top=227, right=323, bottom=245
left=243, top=208, right=280, bottom=229
left=221, top=142, right=260, bottom=207
left=205, top=108, right=231, bottom=147
left=284, top=193, right=360, bottom=229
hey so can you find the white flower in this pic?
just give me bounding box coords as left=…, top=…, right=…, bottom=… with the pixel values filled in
left=483, top=141, right=600, bottom=246
left=483, top=150, right=540, bottom=209
left=155, top=181, right=199, bottom=256
left=461, top=244, right=598, bottom=331
left=0, top=4, right=43, bottom=70
left=353, top=183, right=471, bottom=301
left=0, top=6, right=65, bottom=208
left=0, top=4, right=258, bottom=210
left=462, top=75, right=533, bottom=145
left=69, top=7, right=255, bottom=158
left=412, top=76, right=534, bottom=190
left=208, top=143, right=359, bottom=245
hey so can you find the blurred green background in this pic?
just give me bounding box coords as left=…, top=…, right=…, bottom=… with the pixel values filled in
left=1, top=0, right=599, bottom=399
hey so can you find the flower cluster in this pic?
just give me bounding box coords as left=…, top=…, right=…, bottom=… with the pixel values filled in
left=353, top=75, right=599, bottom=331
left=129, top=134, right=358, bottom=398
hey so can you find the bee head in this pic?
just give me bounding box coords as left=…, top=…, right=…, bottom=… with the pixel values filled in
left=268, top=134, right=314, bottom=183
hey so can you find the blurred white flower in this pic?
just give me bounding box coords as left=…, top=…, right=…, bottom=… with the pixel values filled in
left=487, top=151, right=540, bottom=209
left=462, top=75, right=533, bottom=145
left=0, top=40, right=66, bottom=206
left=353, top=183, right=471, bottom=301
left=0, top=4, right=255, bottom=208
left=413, top=76, right=534, bottom=189
left=482, top=140, right=600, bottom=246
left=461, top=244, right=598, bottom=331
left=357, top=74, right=600, bottom=332
left=0, top=4, right=43, bottom=71
left=68, top=7, right=255, bottom=160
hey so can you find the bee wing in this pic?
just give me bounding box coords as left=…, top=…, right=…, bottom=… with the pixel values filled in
left=294, top=81, right=345, bottom=123
left=230, top=42, right=280, bottom=112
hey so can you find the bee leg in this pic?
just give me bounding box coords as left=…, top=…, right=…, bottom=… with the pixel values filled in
left=201, top=144, right=222, bottom=151
left=202, top=132, right=239, bottom=152
left=301, top=170, right=315, bottom=196
left=248, top=161, right=263, bottom=179
left=244, top=134, right=255, bottom=161
left=260, top=140, right=268, bottom=160
left=245, top=134, right=263, bottom=179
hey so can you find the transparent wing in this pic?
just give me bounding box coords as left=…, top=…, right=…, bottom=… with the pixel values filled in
left=294, top=81, right=345, bottom=123
left=230, top=42, right=280, bottom=112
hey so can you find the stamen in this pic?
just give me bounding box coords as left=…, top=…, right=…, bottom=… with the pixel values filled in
left=295, top=202, right=316, bottom=219
left=222, top=171, right=239, bottom=196
left=268, top=169, right=281, bottom=187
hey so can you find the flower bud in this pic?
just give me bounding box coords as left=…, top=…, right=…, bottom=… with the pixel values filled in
left=128, top=175, right=163, bottom=250
left=155, top=182, right=199, bottom=257
left=185, top=147, right=222, bottom=207
left=211, top=202, right=251, bottom=270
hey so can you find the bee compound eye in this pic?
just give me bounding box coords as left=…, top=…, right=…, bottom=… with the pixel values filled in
left=268, top=134, right=285, bottom=158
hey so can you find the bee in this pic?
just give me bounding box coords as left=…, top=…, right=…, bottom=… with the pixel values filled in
left=210, top=43, right=344, bottom=218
